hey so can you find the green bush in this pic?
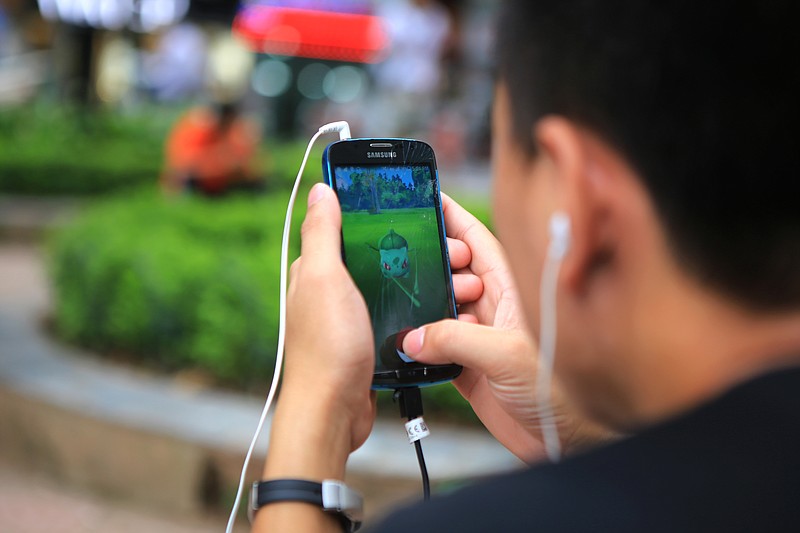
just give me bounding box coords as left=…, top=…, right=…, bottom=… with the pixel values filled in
left=0, top=104, right=173, bottom=195
left=49, top=189, right=300, bottom=388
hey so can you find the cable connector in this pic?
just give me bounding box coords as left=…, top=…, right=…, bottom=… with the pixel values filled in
left=318, top=120, right=352, bottom=140
left=395, top=387, right=431, bottom=500
left=395, top=387, right=424, bottom=420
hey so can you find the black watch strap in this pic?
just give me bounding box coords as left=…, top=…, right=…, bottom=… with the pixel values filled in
left=254, top=479, right=324, bottom=506
left=249, top=479, right=363, bottom=532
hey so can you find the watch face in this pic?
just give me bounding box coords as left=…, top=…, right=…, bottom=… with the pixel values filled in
left=322, top=480, right=364, bottom=527
left=322, top=479, right=364, bottom=531
left=248, top=482, right=259, bottom=523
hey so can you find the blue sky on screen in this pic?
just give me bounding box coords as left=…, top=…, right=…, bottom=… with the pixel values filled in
left=334, top=166, right=416, bottom=190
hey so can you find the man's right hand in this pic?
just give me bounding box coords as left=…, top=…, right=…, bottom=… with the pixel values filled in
left=403, top=194, right=613, bottom=462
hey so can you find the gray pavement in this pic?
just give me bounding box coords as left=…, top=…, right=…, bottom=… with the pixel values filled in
left=0, top=461, right=232, bottom=533
left=0, top=239, right=521, bottom=531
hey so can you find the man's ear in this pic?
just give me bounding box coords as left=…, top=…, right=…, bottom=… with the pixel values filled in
left=533, top=117, right=614, bottom=295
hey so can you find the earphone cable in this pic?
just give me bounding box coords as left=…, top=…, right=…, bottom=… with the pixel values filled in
left=225, top=122, right=350, bottom=533
left=536, top=245, right=565, bottom=463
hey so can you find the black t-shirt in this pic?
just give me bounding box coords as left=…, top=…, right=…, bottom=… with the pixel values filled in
left=369, top=367, right=800, bottom=532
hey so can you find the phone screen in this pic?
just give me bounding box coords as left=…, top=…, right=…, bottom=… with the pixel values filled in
left=331, top=163, right=455, bottom=376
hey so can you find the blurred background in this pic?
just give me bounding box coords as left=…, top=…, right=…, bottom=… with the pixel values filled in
left=0, top=1, right=511, bottom=531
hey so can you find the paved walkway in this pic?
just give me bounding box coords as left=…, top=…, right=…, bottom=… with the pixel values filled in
left=0, top=241, right=521, bottom=531
left=0, top=461, right=231, bottom=533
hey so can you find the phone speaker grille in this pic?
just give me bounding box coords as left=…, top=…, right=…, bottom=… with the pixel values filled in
left=369, top=143, right=394, bottom=148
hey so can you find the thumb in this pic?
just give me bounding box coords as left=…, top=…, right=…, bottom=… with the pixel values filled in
left=300, top=183, right=342, bottom=267
left=402, top=319, right=535, bottom=379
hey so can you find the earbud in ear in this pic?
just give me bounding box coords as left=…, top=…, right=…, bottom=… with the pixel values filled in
left=548, top=212, right=572, bottom=259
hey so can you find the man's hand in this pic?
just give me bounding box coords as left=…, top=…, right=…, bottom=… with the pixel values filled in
left=272, top=183, right=377, bottom=467
left=402, top=194, right=613, bottom=462
left=255, top=184, right=377, bottom=533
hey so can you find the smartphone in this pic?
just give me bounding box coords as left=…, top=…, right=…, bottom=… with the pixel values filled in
left=322, top=139, right=462, bottom=389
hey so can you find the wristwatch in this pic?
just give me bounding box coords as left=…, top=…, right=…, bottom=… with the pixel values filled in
left=249, top=479, right=363, bottom=532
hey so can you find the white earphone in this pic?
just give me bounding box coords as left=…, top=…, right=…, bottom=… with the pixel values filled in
left=537, top=210, right=572, bottom=463
left=548, top=211, right=572, bottom=260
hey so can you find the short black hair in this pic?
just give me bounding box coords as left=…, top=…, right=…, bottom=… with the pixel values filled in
left=496, top=0, right=800, bottom=311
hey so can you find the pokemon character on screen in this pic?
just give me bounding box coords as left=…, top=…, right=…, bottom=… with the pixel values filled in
left=379, top=229, right=410, bottom=278
left=369, top=229, right=420, bottom=308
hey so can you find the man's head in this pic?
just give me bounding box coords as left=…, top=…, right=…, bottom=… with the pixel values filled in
left=491, top=0, right=800, bottom=426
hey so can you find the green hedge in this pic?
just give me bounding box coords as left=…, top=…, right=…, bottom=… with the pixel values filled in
left=0, top=104, right=173, bottom=195
left=49, top=189, right=298, bottom=388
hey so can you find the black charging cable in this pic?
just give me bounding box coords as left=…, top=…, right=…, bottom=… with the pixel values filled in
left=394, top=387, right=431, bottom=501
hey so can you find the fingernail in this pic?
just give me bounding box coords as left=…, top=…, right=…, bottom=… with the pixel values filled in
left=403, top=327, right=426, bottom=356
left=307, top=183, right=327, bottom=207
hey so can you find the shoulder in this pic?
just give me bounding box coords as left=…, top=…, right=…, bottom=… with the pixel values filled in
left=368, top=367, right=800, bottom=533
left=367, top=459, right=641, bottom=533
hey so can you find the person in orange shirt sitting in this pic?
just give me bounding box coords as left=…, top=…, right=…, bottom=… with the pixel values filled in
left=161, top=102, right=263, bottom=196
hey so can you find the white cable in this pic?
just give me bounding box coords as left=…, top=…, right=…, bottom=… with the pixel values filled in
left=225, top=122, right=351, bottom=533
left=536, top=246, right=565, bottom=464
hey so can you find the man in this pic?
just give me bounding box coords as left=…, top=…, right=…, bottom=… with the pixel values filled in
left=254, top=0, right=800, bottom=530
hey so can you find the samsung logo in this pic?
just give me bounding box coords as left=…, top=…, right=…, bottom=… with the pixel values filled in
left=367, top=151, right=397, bottom=159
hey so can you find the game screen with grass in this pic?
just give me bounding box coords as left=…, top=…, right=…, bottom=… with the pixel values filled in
left=332, top=164, right=454, bottom=373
